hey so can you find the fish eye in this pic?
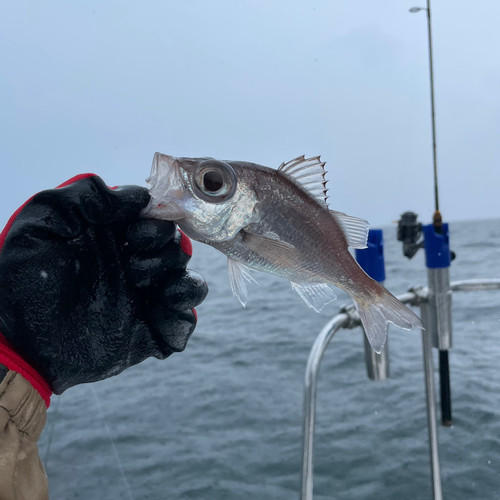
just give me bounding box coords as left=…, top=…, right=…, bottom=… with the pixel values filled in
left=203, top=170, right=224, bottom=193
left=193, top=160, right=237, bottom=203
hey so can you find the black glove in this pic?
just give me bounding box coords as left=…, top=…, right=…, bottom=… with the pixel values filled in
left=0, top=175, right=208, bottom=394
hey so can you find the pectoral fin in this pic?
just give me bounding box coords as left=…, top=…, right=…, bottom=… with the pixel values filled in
left=227, top=257, right=259, bottom=307
left=291, top=282, right=337, bottom=312
left=243, top=232, right=301, bottom=268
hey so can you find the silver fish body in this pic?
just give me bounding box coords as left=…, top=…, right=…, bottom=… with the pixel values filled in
left=145, top=153, right=423, bottom=352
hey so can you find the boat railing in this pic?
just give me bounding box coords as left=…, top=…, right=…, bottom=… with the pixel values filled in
left=300, top=278, right=500, bottom=500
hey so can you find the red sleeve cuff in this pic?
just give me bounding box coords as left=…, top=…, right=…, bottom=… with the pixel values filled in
left=0, top=333, right=52, bottom=407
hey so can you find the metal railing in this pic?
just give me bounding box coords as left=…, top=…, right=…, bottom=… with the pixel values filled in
left=300, top=279, right=500, bottom=500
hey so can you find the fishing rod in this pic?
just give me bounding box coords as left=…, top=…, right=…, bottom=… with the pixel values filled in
left=425, top=0, right=442, bottom=230
left=400, top=0, right=453, bottom=427
left=410, top=0, right=441, bottom=228
left=423, top=0, right=452, bottom=428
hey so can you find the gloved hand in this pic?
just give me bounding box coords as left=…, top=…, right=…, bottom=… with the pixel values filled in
left=0, top=175, right=208, bottom=395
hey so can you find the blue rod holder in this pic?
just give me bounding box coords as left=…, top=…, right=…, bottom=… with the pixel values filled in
left=356, top=229, right=389, bottom=381
left=355, top=229, right=386, bottom=283
left=423, top=222, right=453, bottom=426
left=423, top=223, right=451, bottom=269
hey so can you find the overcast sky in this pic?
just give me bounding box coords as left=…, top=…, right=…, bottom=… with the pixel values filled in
left=1, top=0, right=498, bottom=228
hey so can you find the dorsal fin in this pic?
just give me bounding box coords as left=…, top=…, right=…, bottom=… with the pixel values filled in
left=278, top=155, right=329, bottom=207
left=330, top=210, right=369, bottom=249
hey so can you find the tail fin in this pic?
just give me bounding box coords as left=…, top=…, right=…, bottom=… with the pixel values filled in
left=354, top=289, right=423, bottom=354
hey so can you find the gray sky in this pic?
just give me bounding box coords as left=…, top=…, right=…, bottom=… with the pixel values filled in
left=1, top=0, right=498, bottom=227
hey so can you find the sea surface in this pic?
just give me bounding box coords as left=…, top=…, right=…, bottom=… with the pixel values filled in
left=38, top=219, right=500, bottom=500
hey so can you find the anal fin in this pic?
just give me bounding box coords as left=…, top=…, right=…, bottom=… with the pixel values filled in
left=291, top=282, right=337, bottom=312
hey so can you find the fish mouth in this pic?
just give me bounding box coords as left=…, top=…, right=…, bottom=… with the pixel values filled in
left=144, top=153, right=187, bottom=221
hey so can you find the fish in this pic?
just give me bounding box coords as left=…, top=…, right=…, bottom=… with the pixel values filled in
left=144, top=152, right=423, bottom=353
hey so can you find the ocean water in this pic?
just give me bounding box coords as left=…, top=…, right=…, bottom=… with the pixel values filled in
left=38, top=219, right=500, bottom=500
